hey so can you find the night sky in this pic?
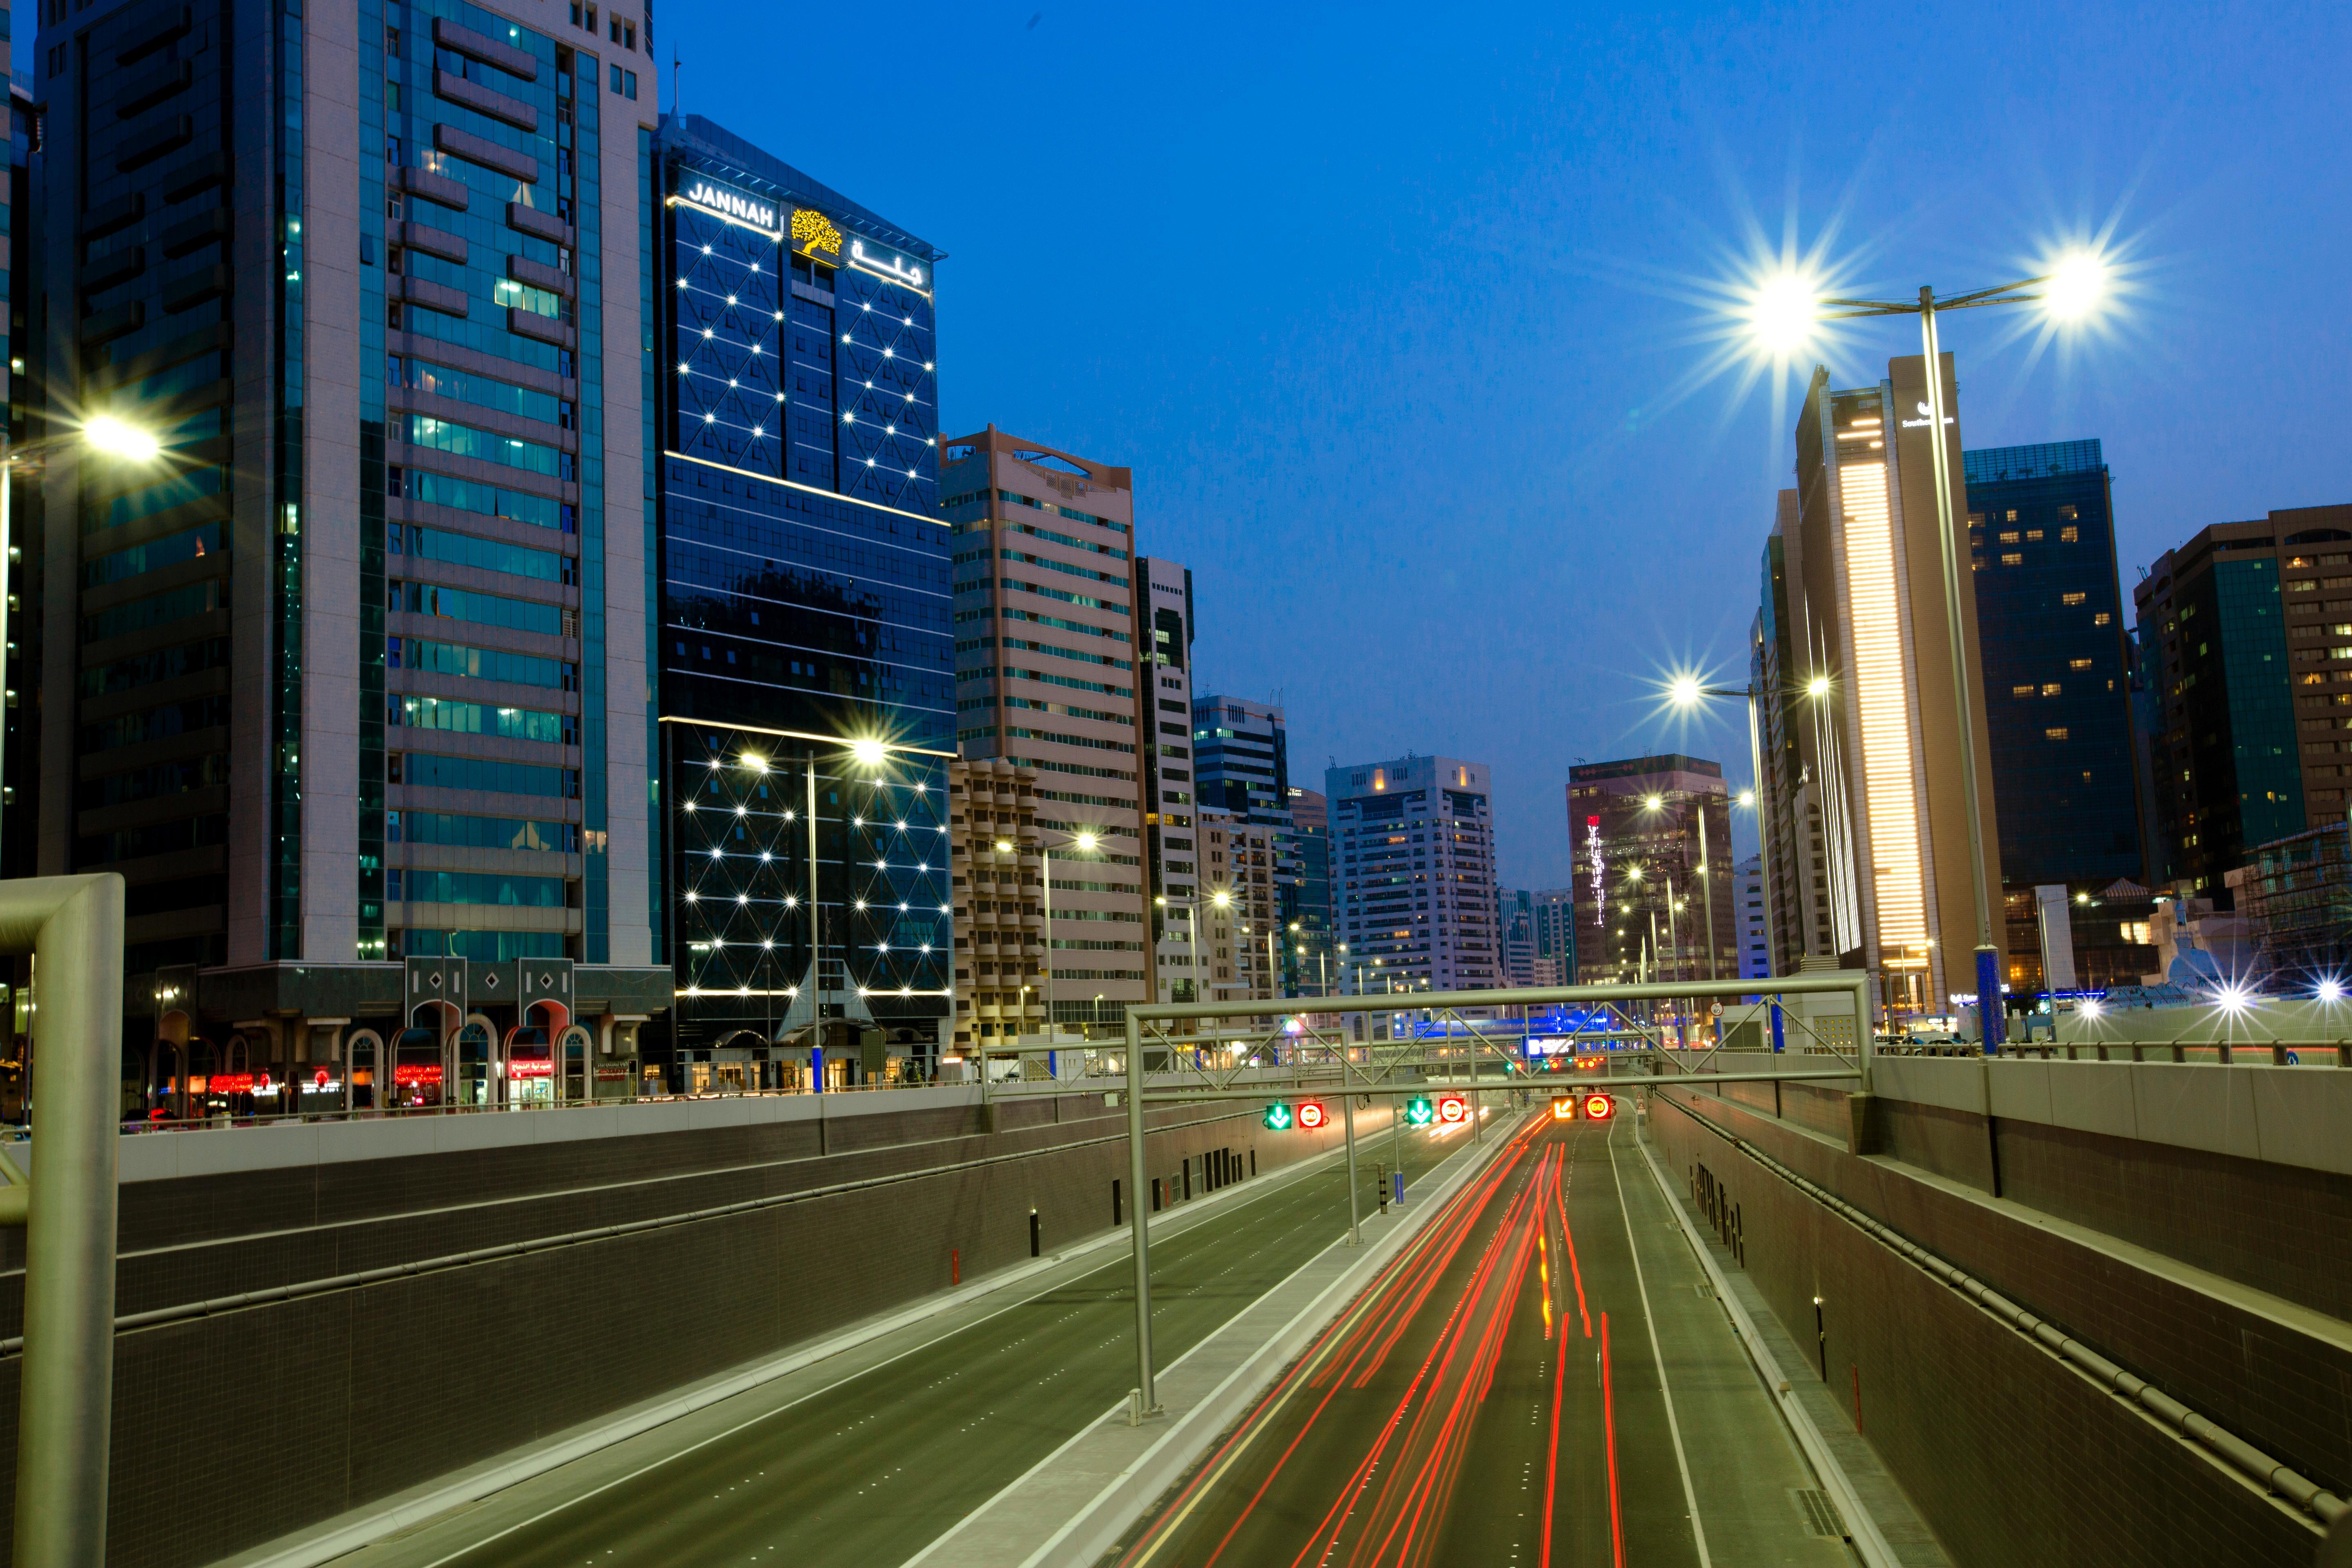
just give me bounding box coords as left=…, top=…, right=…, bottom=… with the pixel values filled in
left=658, top=1, right=2350, bottom=888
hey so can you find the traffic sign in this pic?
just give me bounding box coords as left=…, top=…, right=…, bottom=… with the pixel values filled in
left=1403, top=1096, right=1434, bottom=1127
left=1550, top=1096, right=1575, bottom=1120
left=1296, top=1100, right=1328, bottom=1131
left=1263, top=1101, right=1294, bottom=1131
left=1436, top=1095, right=1467, bottom=1125
left=1585, top=1093, right=1616, bottom=1121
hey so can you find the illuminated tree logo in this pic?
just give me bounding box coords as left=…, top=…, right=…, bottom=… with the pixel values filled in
left=792, top=208, right=843, bottom=258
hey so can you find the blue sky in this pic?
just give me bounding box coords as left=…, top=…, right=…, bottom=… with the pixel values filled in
left=659, top=0, right=2350, bottom=887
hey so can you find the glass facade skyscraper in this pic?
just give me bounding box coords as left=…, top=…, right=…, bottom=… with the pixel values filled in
left=651, top=115, right=952, bottom=1075
left=1965, top=440, right=2143, bottom=889
left=2135, top=504, right=2352, bottom=905
left=33, top=0, right=668, bottom=1108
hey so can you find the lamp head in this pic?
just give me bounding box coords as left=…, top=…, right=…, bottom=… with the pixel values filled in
left=849, top=737, right=888, bottom=768
left=2042, top=250, right=2109, bottom=322
left=85, top=414, right=162, bottom=462
left=1806, top=675, right=1831, bottom=700
left=1746, top=270, right=1821, bottom=353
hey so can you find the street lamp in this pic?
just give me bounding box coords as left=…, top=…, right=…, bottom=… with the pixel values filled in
left=1743, top=253, right=2111, bottom=1049
left=1000, top=826, right=1099, bottom=1040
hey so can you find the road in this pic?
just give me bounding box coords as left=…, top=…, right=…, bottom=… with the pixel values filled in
left=341, top=1122, right=1455, bottom=1568
left=1104, top=1106, right=1856, bottom=1568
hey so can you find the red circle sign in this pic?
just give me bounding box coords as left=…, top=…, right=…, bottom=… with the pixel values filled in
left=1437, top=1096, right=1466, bottom=1124
left=1585, top=1094, right=1615, bottom=1121
left=1296, top=1100, right=1328, bottom=1131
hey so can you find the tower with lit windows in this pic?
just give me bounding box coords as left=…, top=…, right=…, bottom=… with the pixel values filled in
left=652, top=115, right=952, bottom=1080
left=1762, top=357, right=2006, bottom=1020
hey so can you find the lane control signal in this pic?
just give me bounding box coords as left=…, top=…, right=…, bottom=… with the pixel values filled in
left=1263, top=1101, right=1294, bottom=1131
left=1551, top=1096, right=1576, bottom=1120
left=1403, top=1096, right=1435, bottom=1127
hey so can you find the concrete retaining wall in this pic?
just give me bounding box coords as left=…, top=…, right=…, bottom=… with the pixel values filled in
left=1649, top=1088, right=2336, bottom=1568
left=0, top=1090, right=1371, bottom=1568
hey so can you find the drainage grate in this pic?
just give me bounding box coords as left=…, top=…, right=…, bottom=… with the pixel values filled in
left=1791, top=1488, right=1846, bottom=1538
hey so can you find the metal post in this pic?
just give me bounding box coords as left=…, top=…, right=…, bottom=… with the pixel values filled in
left=1698, top=798, right=1717, bottom=982
left=9, top=874, right=127, bottom=1568
left=1042, top=842, right=1053, bottom=1046
left=1123, top=1006, right=1158, bottom=1414
left=1917, top=291, right=2003, bottom=1051
left=1342, top=1090, right=1361, bottom=1246
left=1853, top=971, right=1875, bottom=1096
left=807, top=761, right=824, bottom=1093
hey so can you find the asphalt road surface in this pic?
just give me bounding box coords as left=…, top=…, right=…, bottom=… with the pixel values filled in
left=1104, top=1107, right=1853, bottom=1568
left=366, top=1127, right=1452, bottom=1568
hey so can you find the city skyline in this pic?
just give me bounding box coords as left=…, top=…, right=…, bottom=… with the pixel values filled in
left=639, top=0, right=2350, bottom=891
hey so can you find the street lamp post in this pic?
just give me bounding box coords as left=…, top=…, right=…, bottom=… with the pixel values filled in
left=1739, top=254, right=2108, bottom=1050
left=1002, top=826, right=1100, bottom=1054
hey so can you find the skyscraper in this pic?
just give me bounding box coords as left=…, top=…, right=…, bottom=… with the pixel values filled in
left=1567, top=755, right=1732, bottom=986
left=1753, top=359, right=2006, bottom=1021
left=1327, top=754, right=1499, bottom=994
left=38, top=0, right=668, bottom=1098
left=1286, top=786, right=1333, bottom=995
left=2134, top=503, right=2352, bottom=902
left=1135, top=553, right=1198, bottom=1002
left=1735, top=854, right=1768, bottom=980
left=653, top=116, right=952, bottom=1080
left=1195, top=693, right=1319, bottom=993
left=1964, top=438, right=2154, bottom=989
left=1192, top=694, right=1288, bottom=820
left=1529, top=888, right=1576, bottom=985
left=946, top=429, right=1146, bottom=1036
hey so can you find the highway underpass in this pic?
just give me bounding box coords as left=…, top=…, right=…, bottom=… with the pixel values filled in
left=301, top=1127, right=1452, bottom=1568
left=1102, top=1108, right=1868, bottom=1568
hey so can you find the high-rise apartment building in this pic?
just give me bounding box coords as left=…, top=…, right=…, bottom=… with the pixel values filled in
left=2134, top=504, right=2352, bottom=902
left=653, top=116, right=952, bottom=1081
left=1193, top=693, right=1287, bottom=820
left=1567, top=755, right=1732, bottom=986
left=1198, top=811, right=1279, bottom=1006
left=1496, top=887, right=1537, bottom=985
left=1529, top=888, right=1576, bottom=986
left=1964, top=438, right=2154, bottom=990
left=1736, top=853, right=1768, bottom=979
left=946, top=430, right=1145, bottom=1035
left=1752, top=359, right=2006, bottom=1020
left=37, top=0, right=668, bottom=1099
left=946, top=756, right=1045, bottom=1056
left=1327, top=754, right=1499, bottom=993
left=1135, top=553, right=1198, bottom=1001
left=1286, top=785, right=1332, bottom=994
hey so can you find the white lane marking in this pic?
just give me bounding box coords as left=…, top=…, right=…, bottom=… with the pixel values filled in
left=1604, top=1117, right=1714, bottom=1568
left=401, top=1142, right=1368, bottom=1568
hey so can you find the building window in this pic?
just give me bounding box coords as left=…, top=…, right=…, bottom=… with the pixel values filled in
left=1999, top=530, right=2020, bottom=544
left=2060, top=526, right=2079, bottom=543
left=2040, top=682, right=2061, bottom=696
left=2012, top=684, right=2035, bottom=698
left=2045, top=727, right=2069, bottom=741
left=2000, top=552, right=2023, bottom=567
left=2058, top=504, right=2078, bottom=521
left=2093, top=611, right=2111, bottom=626
left=2062, top=592, right=2087, bottom=606
left=2026, top=530, right=2045, bottom=542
